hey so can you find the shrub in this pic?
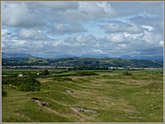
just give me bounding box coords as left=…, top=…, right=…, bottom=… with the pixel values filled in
left=19, top=78, right=41, bottom=91
left=73, top=71, right=98, bottom=76
left=2, top=77, right=22, bottom=86
left=26, top=72, right=32, bottom=76
left=144, top=82, right=162, bottom=90
left=54, top=77, right=72, bottom=81
left=2, top=77, right=41, bottom=92
left=43, top=69, right=49, bottom=75
left=37, top=69, right=50, bottom=76
left=63, top=77, right=73, bottom=81
left=2, top=86, right=7, bottom=97
left=123, top=72, right=132, bottom=76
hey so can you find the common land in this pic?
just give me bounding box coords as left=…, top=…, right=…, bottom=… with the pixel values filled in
left=2, top=68, right=163, bottom=122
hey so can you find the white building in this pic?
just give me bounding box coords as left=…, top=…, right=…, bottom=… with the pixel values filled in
left=18, top=74, right=24, bottom=77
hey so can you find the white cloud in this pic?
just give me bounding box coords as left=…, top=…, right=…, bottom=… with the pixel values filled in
left=39, top=2, right=78, bottom=10
left=76, top=35, right=86, bottom=43
left=53, top=23, right=86, bottom=34
left=51, top=39, right=64, bottom=47
left=105, top=30, right=162, bottom=47
left=75, top=35, right=95, bottom=43
left=18, top=29, right=37, bottom=39
left=2, top=2, right=116, bottom=28
left=106, top=33, right=124, bottom=43
left=1, top=29, right=12, bottom=41
left=2, top=2, right=43, bottom=27
left=93, top=49, right=104, bottom=54
left=119, top=44, right=127, bottom=48
left=123, top=32, right=143, bottom=40
left=1, top=2, right=163, bottom=58
left=58, top=2, right=116, bottom=22
left=33, top=41, right=49, bottom=48
left=55, top=23, right=66, bottom=31
left=142, top=25, right=154, bottom=31
left=18, top=29, right=47, bottom=40
left=104, top=21, right=142, bottom=34
left=142, top=31, right=162, bottom=45
left=13, top=40, right=26, bottom=46
left=117, top=43, right=127, bottom=50
left=2, top=29, right=10, bottom=35
left=50, top=35, right=96, bottom=49
left=78, top=2, right=116, bottom=17
left=159, top=41, right=164, bottom=47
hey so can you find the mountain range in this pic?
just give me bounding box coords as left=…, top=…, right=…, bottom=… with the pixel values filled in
left=2, top=52, right=33, bottom=59
left=2, top=52, right=163, bottom=62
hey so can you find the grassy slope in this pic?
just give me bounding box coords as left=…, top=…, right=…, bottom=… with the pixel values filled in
left=2, top=70, right=163, bottom=122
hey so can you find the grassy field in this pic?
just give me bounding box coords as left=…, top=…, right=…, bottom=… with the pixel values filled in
left=2, top=69, right=163, bottom=122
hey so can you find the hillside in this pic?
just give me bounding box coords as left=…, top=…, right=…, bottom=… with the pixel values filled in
left=2, top=57, right=163, bottom=68
left=2, top=69, right=163, bottom=122
left=2, top=52, right=33, bottom=59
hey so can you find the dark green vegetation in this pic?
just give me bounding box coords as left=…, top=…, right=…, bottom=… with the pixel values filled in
left=2, top=86, right=7, bottom=97
left=2, top=57, right=163, bottom=68
left=3, top=77, right=41, bottom=92
left=123, top=72, right=132, bottom=76
left=2, top=69, right=163, bottom=122
left=54, top=77, right=73, bottom=81
left=73, top=71, right=98, bottom=76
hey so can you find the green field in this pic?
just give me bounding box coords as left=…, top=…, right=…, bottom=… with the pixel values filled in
left=2, top=69, right=163, bottom=122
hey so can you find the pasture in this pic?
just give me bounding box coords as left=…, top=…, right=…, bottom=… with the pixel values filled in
left=2, top=69, right=163, bottom=122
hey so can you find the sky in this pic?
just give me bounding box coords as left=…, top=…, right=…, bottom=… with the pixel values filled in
left=1, top=1, right=164, bottom=58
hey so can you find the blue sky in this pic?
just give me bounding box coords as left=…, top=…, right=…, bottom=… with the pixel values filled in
left=1, top=1, right=164, bottom=58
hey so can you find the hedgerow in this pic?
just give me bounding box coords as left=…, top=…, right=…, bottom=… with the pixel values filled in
left=2, top=77, right=41, bottom=92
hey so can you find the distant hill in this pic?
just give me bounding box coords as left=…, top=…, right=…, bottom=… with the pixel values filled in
left=2, top=52, right=33, bottom=59
left=2, top=57, right=163, bottom=68
left=120, top=55, right=163, bottom=62
left=2, top=52, right=163, bottom=62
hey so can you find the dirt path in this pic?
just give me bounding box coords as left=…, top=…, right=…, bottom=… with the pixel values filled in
left=70, top=107, right=95, bottom=122
left=32, top=98, right=86, bottom=122
left=15, top=112, right=38, bottom=122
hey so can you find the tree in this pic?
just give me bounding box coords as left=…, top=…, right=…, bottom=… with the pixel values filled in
left=19, top=78, right=41, bottom=91
left=2, top=86, right=7, bottom=97
left=43, top=69, right=49, bottom=75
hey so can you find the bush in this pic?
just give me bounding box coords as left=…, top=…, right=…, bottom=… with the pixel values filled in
left=123, top=72, right=132, bottom=76
left=26, top=72, right=32, bottom=76
left=2, top=77, right=22, bottom=86
left=54, top=77, right=72, bottom=81
left=2, top=86, right=7, bottom=97
left=43, top=69, right=49, bottom=75
left=144, top=82, right=162, bottom=90
left=73, top=71, right=98, bottom=76
left=18, top=78, right=41, bottom=91
left=2, top=77, right=41, bottom=92
left=37, top=69, right=50, bottom=76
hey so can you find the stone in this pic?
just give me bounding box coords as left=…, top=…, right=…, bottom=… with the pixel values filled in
left=41, top=102, right=48, bottom=106
left=72, top=107, right=97, bottom=114
left=84, top=109, right=97, bottom=113
left=32, top=97, right=41, bottom=101
left=66, top=90, right=73, bottom=93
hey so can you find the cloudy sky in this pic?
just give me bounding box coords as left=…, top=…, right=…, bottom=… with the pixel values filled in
left=1, top=1, right=164, bottom=58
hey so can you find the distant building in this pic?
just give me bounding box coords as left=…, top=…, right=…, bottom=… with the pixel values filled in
left=108, top=67, right=118, bottom=70
left=108, top=67, right=125, bottom=70
left=118, top=67, right=124, bottom=70
left=37, top=72, right=42, bottom=75
left=18, top=74, right=24, bottom=77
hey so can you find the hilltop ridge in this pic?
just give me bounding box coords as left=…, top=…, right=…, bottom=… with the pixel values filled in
left=2, top=57, right=163, bottom=68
